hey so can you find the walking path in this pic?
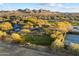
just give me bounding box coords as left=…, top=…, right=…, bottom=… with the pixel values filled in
left=0, top=41, right=55, bottom=56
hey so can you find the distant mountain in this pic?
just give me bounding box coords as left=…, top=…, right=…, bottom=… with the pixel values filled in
left=0, top=8, right=79, bottom=22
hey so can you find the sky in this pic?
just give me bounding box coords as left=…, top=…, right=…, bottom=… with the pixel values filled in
left=0, top=3, right=79, bottom=13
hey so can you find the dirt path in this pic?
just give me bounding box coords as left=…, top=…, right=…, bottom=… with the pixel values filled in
left=0, top=41, right=56, bottom=56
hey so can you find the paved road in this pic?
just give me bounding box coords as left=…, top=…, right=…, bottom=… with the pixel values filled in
left=0, top=41, right=55, bottom=56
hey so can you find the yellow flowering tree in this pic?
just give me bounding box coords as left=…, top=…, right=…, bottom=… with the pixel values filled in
left=27, top=17, right=37, bottom=24
left=11, top=33, right=22, bottom=42
left=0, top=31, right=7, bottom=40
left=36, top=19, right=49, bottom=27
left=21, top=29, right=31, bottom=33
left=51, top=31, right=64, bottom=49
left=27, top=17, right=49, bottom=27
left=23, top=22, right=33, bottom=29
left=56, top=21, right=72, bottom=38
left=51, top=21, right=72, bottom=49
left=1, top=22, right=13, bottom=31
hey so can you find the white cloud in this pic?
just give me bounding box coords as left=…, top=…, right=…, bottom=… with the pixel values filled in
left=48, top=3, right=56, bottom=6
left=38, top=3, right=63, bottom=7
left=59, top=7, right=79, bottom=13
left=38, top=3, right=79, bottom=12
left=57, top=4, right=63, bottom=7
left=47, top=3, right=63, bottom=7
left=48, top=4, right=79, bottom=12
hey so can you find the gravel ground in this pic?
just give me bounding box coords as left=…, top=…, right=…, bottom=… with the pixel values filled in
left=0, top=41, right=56, bottom=56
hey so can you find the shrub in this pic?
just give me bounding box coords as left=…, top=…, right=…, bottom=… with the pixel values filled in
left=55, top=21, right=72, bottom=33
left=50, top=21, right=72, bottom=49
left=50, top=31, right=62, bottom=39
left=0, top=31, right=7, bottom=40
left=24, top=33, right=52, bottom=45
left=71, top=22, right=79, bottom=26
left=23, top=22, right=33, bottom=29
left=0, top=31, right=7, bottom=37
left=21, top=29, right=31, bottom=33
left=50, top=31, right=64, bottom=49
left=67, top=43, right=79, bottom=55
left=1, top=22, right=13, bottom=31
left=70, top=43, right=79, bottom=50
left=51, top=39, right=64, bottom=49
left=11, top=33, right=23, bottom=42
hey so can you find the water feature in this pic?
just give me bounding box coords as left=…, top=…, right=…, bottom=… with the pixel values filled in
left=65, top=34, right=79, bottom=44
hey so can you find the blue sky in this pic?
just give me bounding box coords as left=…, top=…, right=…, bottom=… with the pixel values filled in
left=0, top=3, right=79, bottom=13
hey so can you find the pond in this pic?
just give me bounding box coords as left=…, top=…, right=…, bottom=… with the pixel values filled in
left=65, top=34, right=79, bottom=44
